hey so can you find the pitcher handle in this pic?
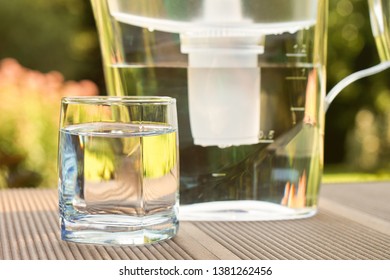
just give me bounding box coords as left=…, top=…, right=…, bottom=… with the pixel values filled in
left=325, top=61, right=390, bottom=112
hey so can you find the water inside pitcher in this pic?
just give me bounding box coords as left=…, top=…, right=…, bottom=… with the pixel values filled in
left=90, top=0, right=328, bottom=220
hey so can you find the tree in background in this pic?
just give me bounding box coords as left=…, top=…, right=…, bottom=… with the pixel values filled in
left=0, top=0, right=104, bottom=87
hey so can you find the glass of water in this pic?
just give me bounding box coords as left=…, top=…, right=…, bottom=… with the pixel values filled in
left=58, top=96, right=179, bottom=245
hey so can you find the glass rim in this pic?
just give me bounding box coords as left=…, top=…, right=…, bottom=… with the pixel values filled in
left=61, top=96, right=176, bottom=105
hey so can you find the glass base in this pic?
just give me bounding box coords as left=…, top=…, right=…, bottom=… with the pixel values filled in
left=61, top=214, right=178, bottom=246
left=179, top=200, right=318, bottom=221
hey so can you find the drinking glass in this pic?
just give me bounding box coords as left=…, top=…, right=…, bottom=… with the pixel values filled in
left=58, top=96, right=179, bottom=245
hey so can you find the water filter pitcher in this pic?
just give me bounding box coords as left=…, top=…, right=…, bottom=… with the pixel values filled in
left=91, top=0, right=328, bottom=220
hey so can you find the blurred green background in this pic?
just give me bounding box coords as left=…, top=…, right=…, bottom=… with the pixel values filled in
left=0, top=0, right=389, bottom=188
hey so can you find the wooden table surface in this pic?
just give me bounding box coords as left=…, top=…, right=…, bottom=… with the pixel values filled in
left=0, top=182, right=389, bottom=260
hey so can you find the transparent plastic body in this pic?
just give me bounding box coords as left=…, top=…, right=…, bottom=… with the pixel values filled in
left=90, top=0, right=328, bottom=221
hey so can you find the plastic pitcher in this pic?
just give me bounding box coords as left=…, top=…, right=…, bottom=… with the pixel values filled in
left=90, top=0, right=328, bottom=220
